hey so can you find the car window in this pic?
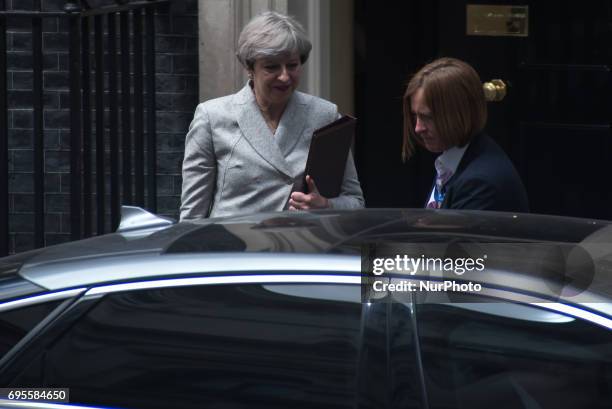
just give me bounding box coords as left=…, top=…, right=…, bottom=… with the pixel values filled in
left=415, top=296, right=612, bottom=409
left=388, top=302, right=423, bottom=409
left=13, top=283, right=364, bottom=409
left=0, top=300, right=62, bottom=360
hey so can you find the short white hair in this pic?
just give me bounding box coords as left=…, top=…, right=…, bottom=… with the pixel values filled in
left=236, top=11, right=312, bottom=70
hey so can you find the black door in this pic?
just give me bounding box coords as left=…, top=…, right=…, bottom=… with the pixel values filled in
left=355, top=0, right=612, bottom=219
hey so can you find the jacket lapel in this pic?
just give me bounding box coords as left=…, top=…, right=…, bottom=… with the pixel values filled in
left=440, top=134, right=482, bottom=208
left=275, top=91, right=309, bottom=158
left=234, top=84, right=292, bottom=178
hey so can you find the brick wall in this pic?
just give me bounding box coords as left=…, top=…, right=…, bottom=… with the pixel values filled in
left=154, top=0, right=199, bottom=222
left=5, top=0, right=198, bottom=254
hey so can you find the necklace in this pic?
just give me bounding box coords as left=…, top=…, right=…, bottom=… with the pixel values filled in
left=260, top=110, right=279, bottom=133
left=253, top=92, right=282, bottom=133
left=265, top=118, right=278, bottom=133
left=252, top=87, right=285, bottom=134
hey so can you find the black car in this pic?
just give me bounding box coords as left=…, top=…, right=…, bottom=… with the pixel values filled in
left=1, top=207, right=611, bottom=409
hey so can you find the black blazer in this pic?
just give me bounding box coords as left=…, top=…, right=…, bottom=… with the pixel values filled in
left=439, top=133, right=529, bottom=212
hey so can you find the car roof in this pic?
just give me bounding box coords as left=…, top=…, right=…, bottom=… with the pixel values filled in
left=2, top=208, right=612, bottom=300
left=5, top=208, right=607, bottom=266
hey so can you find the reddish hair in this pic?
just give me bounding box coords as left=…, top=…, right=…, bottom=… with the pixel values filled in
left=402, top=57, right=487, bottom=160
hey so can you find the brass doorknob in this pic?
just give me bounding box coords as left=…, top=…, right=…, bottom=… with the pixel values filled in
left=483, top=79, right=507, bottom=102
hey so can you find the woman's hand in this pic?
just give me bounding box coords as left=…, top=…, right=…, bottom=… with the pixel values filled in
left=289, top=175, right=330, bottom=210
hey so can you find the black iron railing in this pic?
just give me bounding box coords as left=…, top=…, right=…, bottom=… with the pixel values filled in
left=0, top=0, right=170, bottom=256
left=0, top=1, right=8, bottom=257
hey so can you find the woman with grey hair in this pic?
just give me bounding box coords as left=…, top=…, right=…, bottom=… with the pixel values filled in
left=180, top=11, right=364, bottom=221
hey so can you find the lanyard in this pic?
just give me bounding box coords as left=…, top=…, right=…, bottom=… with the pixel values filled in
left=434, top=184, right=446, bottom=205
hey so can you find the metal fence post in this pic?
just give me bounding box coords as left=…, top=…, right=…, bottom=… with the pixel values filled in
left=145, top=4, right=157, bottom=213
left=0, top=0, right=8, bottom=256
left=65, top=1, right=83, bottom=241
left=33, top=0, right=45, bottom=248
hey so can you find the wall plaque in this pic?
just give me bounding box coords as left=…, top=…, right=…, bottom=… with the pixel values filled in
left=467, top=5, right=529, bottom=37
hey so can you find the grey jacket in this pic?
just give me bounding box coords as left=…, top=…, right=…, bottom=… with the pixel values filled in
left=180, top=84, right=364, bottom=221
